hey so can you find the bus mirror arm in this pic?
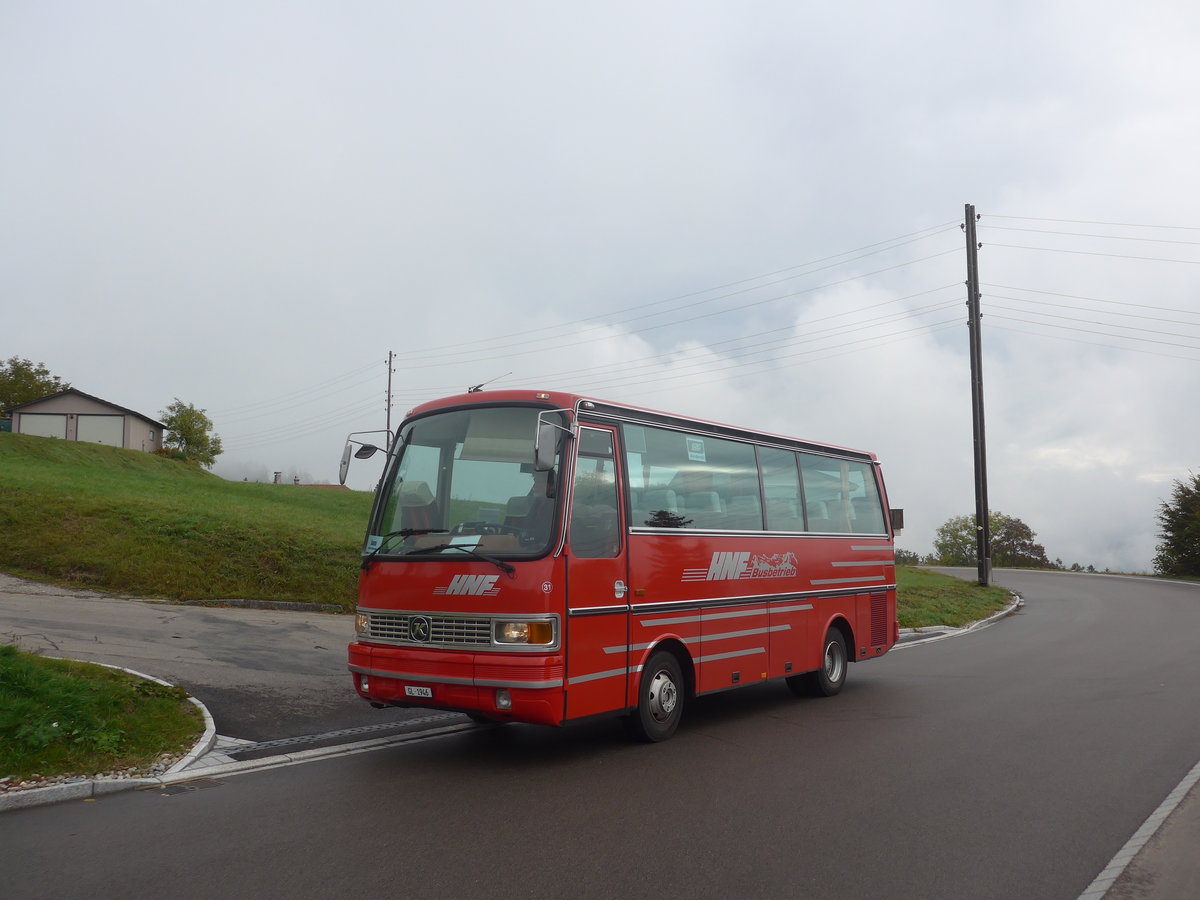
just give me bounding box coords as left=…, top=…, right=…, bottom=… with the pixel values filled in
left=339, top=430, right=402, bottom=485
left=534, top=409, right=574, bottom=472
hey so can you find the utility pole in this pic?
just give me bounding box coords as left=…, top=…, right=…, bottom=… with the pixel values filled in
left=964, top=204, right=991, bottom=586
left=385, top=351, right=395, bottom=447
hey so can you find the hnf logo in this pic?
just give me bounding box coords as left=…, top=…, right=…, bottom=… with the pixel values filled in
left=706, top=551, right=751, bottom=581
left=681, top=551, right=798, bottom=583
left=434, top=574, right=501, bottom=596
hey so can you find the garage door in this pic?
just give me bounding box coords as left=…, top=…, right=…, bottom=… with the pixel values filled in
left=19, top=413, right=67, bottom=439
left=77, top=415, right=125, bottom=447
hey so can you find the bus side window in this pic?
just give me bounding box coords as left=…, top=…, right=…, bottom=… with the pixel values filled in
left=799, top=454, right=887, bottom=534
left=760, top=446, right=804, bottom=532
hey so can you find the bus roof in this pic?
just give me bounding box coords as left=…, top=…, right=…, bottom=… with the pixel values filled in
left=402, top=389, right=878, bottom=463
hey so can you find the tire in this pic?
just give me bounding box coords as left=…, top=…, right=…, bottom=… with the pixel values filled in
left=625, top=650, right=684, bottom=742
left=787, top=627, right=848, bottom=698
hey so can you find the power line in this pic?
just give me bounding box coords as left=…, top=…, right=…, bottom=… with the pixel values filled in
left=613, top=320, right=966, bottom=402
left=383, top=221, right=961, bottom=364
left=218, top=283, right=964, bottom=452
left=507, top=283, right=963, bottom=387
left=210, top=360, right=382, bottom=418
left=987, top=303, right=1200, bottom=343
left=984, top=214, right=1200, bottom=231
left=219, top=399, right=384, bottom=452
left=987, top=322, right=1200, bottom=363
left=394, top=248, right=963, bottom=372
left=986, top=243, right=1200, bottom=265
left=551, top=309, right=965, bottom=396
left=984, top=225, right=1200, bottom=247
left=982, top=283, right=1200, bottom=317
left=988, top=293, right=1200, bottom=329
left=987, top=313, right=1200, bottom=353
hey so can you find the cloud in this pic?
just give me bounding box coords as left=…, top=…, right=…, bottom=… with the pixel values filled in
left=3, top=2, right=1198, bottom=572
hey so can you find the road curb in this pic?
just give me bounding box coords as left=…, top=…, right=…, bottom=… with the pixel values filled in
left=0, top=663, right=217, bottom=814
left=893, top=592, right=1023, bottom=649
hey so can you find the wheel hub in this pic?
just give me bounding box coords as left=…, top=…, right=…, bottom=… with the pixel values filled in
left=648, top=669, right=678, bottom=722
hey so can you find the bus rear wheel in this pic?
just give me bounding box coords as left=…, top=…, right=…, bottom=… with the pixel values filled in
left=625, top=650, right=684, bottom=742
left=788, top=627, right=848, bottom=698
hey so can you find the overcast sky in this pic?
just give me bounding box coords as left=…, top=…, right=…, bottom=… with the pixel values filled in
left=4, top=2, right=1199, bottom=572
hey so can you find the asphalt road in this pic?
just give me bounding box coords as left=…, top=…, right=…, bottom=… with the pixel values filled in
left=0, top=572, right=424, bottom=740
left=3, top=570, right=1200, bottom=898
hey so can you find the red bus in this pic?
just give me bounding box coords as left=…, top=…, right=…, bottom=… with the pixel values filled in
left=343, top=390, right=900, bottom=741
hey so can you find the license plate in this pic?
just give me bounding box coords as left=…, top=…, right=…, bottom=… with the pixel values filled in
left=404, top=685, right=433, bottom=699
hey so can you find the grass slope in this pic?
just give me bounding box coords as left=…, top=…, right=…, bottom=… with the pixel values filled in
left=0, top=434, right=1011, bottom=624
left=0, top=433, right=371, bottom=608
left=895, top=566, right=1011, bottom=627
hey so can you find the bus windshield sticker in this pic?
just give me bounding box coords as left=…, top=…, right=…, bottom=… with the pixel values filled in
left=686, top=437, right=706, bottom=462
left=365, top=535, right=383, bottom=553
left=449, top=535, right=481, bottom=548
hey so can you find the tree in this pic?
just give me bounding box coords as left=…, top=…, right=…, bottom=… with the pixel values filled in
left=160, top=398, right=223, bottom=468
left=932, top=511, right=1053, bottom=568
left=1154, top=473, right=1200, bottom=577
left=0, top=357, right=70, bottom=412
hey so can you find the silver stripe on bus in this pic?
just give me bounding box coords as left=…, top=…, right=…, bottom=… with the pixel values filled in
left=810, top=575, right=887, bottom=585
left=602, top=623, right=790, bottom=654
left=627, top=587, right=894, bottom=616
left=474, top=678, right=565, bottom=689
left=632, top=590, right=802, bottom=611
left=348, top=665, right=474, bottom=687
left=831, top=560, right=893, bottom=567
left=703, top=624, right=791, bottom=641
left=567, top=605, right=630, bottom=617
left=603, top=638, right=696, bottom=655
left=772, top=603, right=815, bottom=613
left=639, top=607, right=768, bottom=627
left=567, top=667, right=629, bottom=685
left=629, top=528, right=888, bottom=538
left=851, top=545, right=893, bottom=552
left=696, top=647, right=767, bottom=663
left=349, top=665, right=563, bottom=690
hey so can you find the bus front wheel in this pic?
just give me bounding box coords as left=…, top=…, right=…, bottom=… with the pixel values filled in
left=788, top=627, right=848, bottom=698
left=625, top=650, right=684, bottom=742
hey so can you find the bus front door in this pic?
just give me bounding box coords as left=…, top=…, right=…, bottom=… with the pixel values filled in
left=564, top=426, right=629, bottom=721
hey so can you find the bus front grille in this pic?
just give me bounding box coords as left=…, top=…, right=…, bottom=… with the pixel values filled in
left=364, top=612, right=492, bottom=646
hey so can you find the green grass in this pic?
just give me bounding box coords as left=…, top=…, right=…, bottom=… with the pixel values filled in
left=0, top=433, right=372, bottom=608
left=0, top=434, right=1011, bottom=626
left=895, top=566, right=1012, bottom=628
left=0, top=645, right=203, bottom=780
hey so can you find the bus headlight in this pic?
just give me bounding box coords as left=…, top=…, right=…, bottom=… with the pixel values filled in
left=494, top=621, right=554, bottom=645
left=355, top=613, right=370, bottom=636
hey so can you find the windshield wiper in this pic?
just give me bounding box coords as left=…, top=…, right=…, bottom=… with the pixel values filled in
left=403, top=543, right=516, bottom=575
left=360, top=529, right=449, bottom=570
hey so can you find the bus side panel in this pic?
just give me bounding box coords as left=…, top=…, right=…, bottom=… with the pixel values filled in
left=625, top=532, right=895, bottom=692
left=626, top=532, right=808, bottom=695
left=565, top=611, right=630, bottom=720
left=769, top=599, right=816, bottom=680
left=697, top=601, right=772, bottom=693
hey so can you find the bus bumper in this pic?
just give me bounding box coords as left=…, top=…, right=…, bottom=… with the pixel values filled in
left=348, top=642, right=565, bottom=727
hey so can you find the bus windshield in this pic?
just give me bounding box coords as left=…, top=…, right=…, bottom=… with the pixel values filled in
left=367, top=406, right=563, bottom=559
